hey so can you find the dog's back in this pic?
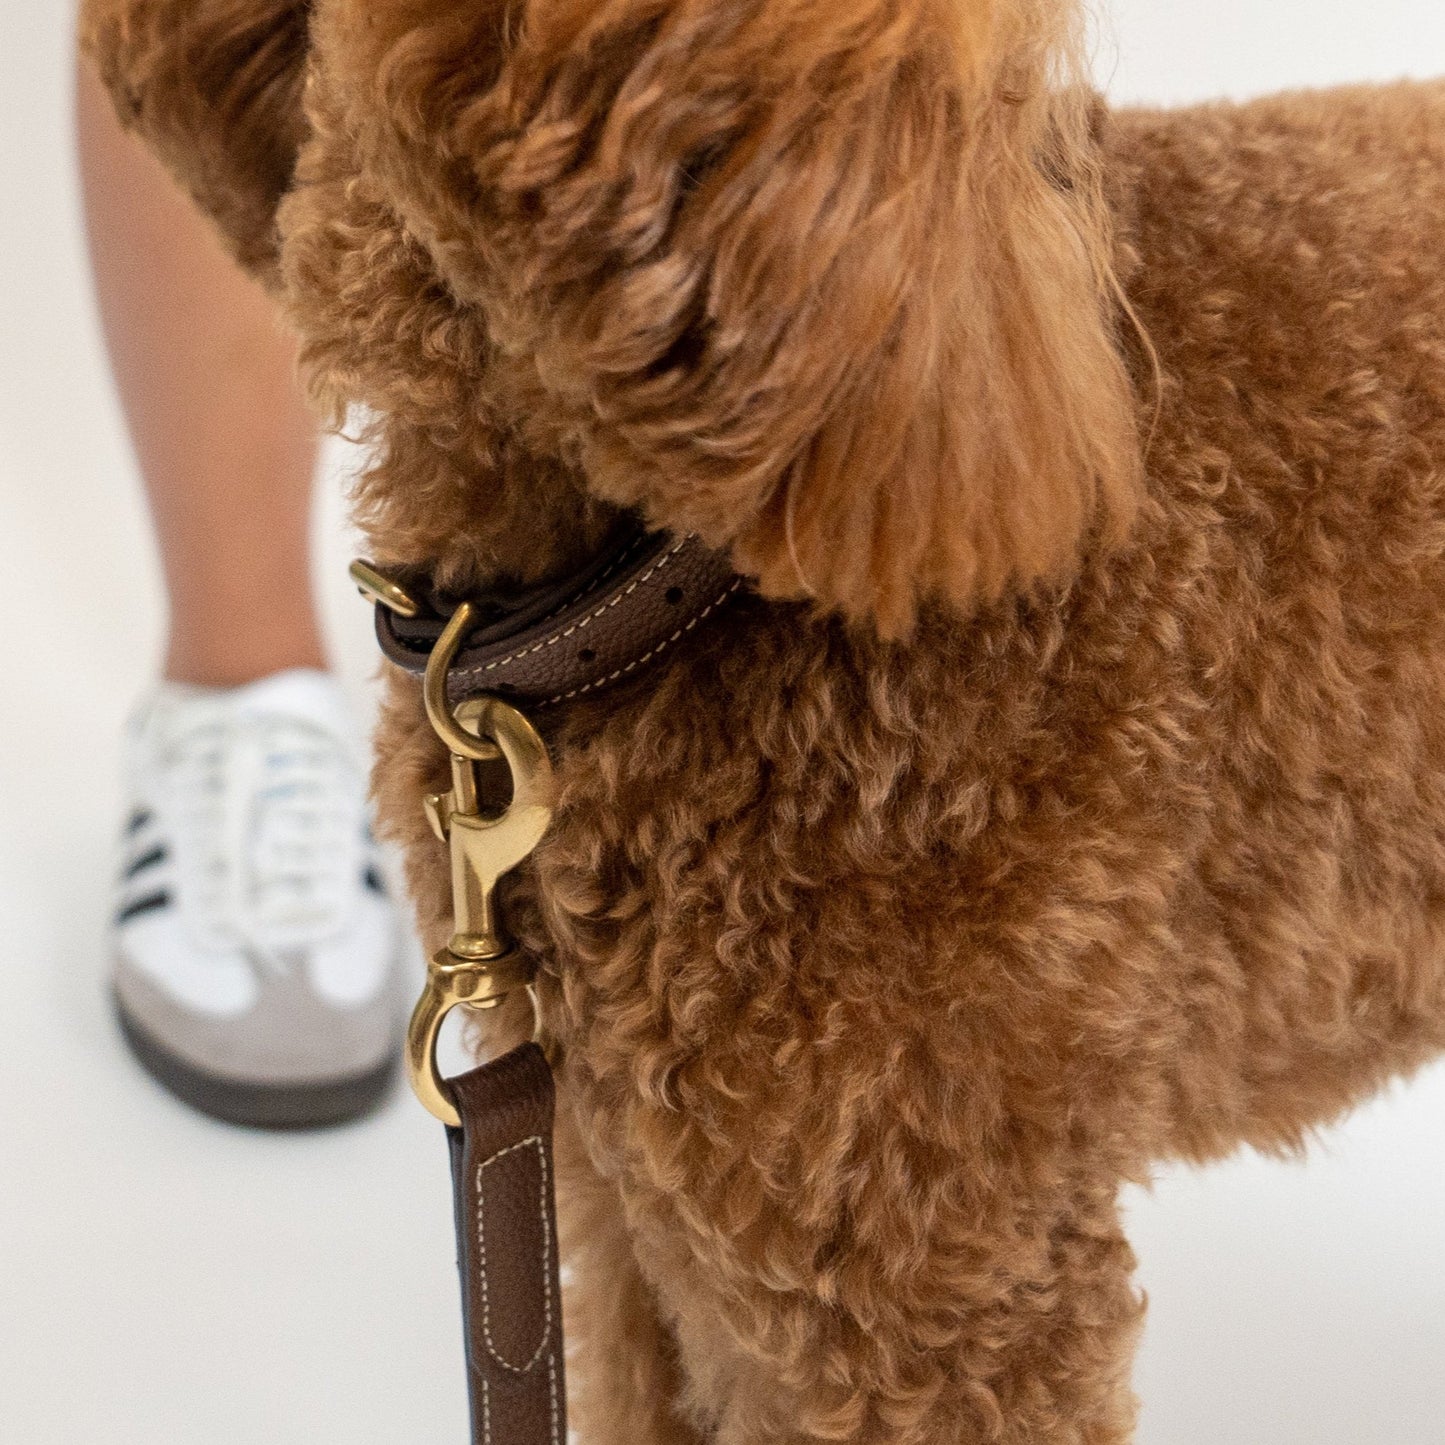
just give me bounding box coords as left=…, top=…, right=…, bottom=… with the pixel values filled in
left=529, top=78, right=1445, bottom=1444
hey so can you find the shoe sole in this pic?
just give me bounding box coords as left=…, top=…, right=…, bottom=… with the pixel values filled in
left=113, top=993, right=398, bottom=1130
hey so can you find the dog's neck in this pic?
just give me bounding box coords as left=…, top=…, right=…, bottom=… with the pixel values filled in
left=349, top=362, right=631, bottom=602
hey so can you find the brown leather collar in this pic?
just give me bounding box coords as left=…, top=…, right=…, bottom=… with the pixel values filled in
left=369, top=523, right=744, bottom=708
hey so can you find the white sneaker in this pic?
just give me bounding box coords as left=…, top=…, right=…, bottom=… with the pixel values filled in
left=111, top=669, right=405, bottom=1127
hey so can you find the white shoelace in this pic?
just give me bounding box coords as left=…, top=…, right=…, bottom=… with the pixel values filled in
left=161, top=711, right=362, bottom=962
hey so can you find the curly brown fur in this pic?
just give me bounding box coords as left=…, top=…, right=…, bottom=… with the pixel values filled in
left=86, top=1, right=1445, bottom=1439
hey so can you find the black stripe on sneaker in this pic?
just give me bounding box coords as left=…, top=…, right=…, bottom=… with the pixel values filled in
left=116, top=890, right=171, bottom=925
left=126, top=809, right=153, bottom=836
left=363, top=865, right=387, bottom=895
left=123, top=844, right=168, bottom=881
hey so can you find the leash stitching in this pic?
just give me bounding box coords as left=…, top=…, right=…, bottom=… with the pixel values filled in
left=548, top=1352, right=561, bottom=1445
left=476, top=1135, right=553, bottom=1375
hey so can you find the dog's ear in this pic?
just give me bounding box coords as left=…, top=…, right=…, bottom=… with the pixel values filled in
left=323, top=0, right=1144, bottom=634
left=80, top=0, right=309, bottom=280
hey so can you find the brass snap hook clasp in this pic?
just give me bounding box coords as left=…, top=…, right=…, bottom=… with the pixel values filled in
left=406, top=602, right=555, bottom=1126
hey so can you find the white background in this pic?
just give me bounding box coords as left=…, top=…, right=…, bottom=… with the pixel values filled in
left=2, top=3, right=1443, bottom=1442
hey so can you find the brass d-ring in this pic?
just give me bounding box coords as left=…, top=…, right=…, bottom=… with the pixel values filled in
left=424, top=603, right=497, bottom=761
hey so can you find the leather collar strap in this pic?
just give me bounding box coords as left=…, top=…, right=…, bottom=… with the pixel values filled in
left=373, top=525, right=744, bottom=708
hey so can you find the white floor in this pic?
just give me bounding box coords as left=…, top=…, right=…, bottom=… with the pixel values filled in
left=2, top=3, right=1443, bottom=1442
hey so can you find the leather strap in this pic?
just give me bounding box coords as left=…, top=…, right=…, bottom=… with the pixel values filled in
left=447, top=1045, right=567, bottom=1445
left=374, top=528, right=743, bottom=708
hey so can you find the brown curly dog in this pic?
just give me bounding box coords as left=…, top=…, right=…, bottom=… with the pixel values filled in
left=84, top=0, right=1445, bottom=1438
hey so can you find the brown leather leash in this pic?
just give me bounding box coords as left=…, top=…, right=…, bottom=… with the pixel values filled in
left=351, top=527, right=741, bottom=1444
left=448, top=1047, right=566, bottom=1445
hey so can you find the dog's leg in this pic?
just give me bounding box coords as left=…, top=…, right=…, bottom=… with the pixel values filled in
left=554, top=1102, right=704, bottom=1445
left=611, top=1145, right=1142, bottom=1445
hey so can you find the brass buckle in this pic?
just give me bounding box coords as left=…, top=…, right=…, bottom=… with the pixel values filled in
left=349, top=558, right=422, bottom=618
left=405, top=599, right=554, bottom=1126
